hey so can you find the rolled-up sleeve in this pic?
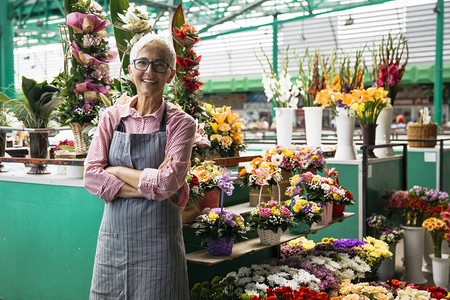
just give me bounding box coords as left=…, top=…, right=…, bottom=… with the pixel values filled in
left=137, top=113, right=196, bottom=203
left=83, top=109, right=126, bottom=203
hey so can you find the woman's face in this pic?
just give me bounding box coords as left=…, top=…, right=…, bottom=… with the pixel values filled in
left=129, top=43, right=175, bottom=98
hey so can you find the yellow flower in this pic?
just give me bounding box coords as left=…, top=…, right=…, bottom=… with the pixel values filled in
left=202, top=102, right=213, bottom=113
left=221, top=135, right=233, bottom=147
left=218, top=123, right=231, bottom=132
left=210, top=134, right=222, bottom=141
left=208, top=212, right=219, bottom=220
left=235, top=217, right=244, bottom=227
left=209, top=122, right=219, bottom=133
left=311, top=154, right=318, bottom=160
left=196, top=170, right=212, bottom=182
left=282, top=148, right=294, bottom=158
left=289, top=174, right=300, bottom=186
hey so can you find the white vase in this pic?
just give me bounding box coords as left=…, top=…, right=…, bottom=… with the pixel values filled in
left=334, top=109, right=357, bottom=160
left=374, top=106, right=394, bottom=157
left=429, top=254, right=450, bottom=289
left=274, top=107, right=294, bottom=147
left=378, top=243, right=396, bottom=282
left=423, top=230, right=434, bottom=273
left=401, top=225, right=427, bottom=284
left=303, top=107, right=322, bottom=147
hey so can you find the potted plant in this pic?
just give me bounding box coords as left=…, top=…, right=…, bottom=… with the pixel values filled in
left=192, top=208, right=247, bottom=256
left=238, top=156, right=282, bottom=206
left=0, top=76, right=60, bottom=174
left=247, top=200, right=293, bottom=245
left=187, top=159, right=225, bottom=211
left=284, top=197, right=323, bottom=235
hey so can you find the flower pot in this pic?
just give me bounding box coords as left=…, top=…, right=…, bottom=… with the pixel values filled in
left=0, top=129, right=7, bottom=173
left=271, top=169, right=292, bottom=203
left=274, top=107, right=294, bottom=147
left=28, top=132, right=50, bottom=174
left=334, top=112, right=357, bottom=160
left=332, top=204, right=345, bottom=218
left=196, top=187, right=220, bottom=211
left=361, top=124, right=378, bottom=159
left=289, top=222, right=311, bottom=235
left=303, top=107, right=322, bottom=147
left=249, top=185, right=271, bottom=207
left=429, top=254, right=449, bottom=289
left=66, top=166, right=84, bottom=178
left=377, top=243, right=396, bottom=282
left=401, top=225, right=427, bottom=284
left=374, top=106, right=394, bottom=157
left=318, top=202, right=333, bottom=225
left=207, top=236, right=235, bottom=256
left=257, top=228, right=284, bottom=245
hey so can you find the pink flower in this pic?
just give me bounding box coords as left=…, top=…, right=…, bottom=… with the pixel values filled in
left=66, top=12, right=110, bottom=34
left=259, top=208, right=272, bottom=219
left=280, top=206, right=291, bottom=218
left=255, top=168, right=270, bottom=186
left=71, top=41, right=117, bottom=66
left=302, top=172, right=314, bottom=182
left=74, top=81, right=110, bottom=100
left=267, top=200, right=278, bottom=207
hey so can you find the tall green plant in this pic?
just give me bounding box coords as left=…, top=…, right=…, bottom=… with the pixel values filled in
left=110, top=0, right=132, bottom=74
left=0, top=77, right=60, bottom=128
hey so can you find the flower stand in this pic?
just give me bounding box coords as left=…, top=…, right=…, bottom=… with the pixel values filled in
left=334, top=112, right=357, bottom=160
left=197, top=188, right=220, bottom=211
left=289, top=222, right=311, bottom=235
left=401, top=225, right=427, bottom=284
left=274, top=107, right=294, bottom=147
left=207, top=237, right=235, bottom=256
left=249, top=185, right=271, bottom=207
left=318, top=202, right=333, bottom=225
left=374, top=106, right=394, bottom=157
left=377, top=243, right=396, bottom=282
left=429, top=254, right=450, bottom=289
left=257, top=228, right=284, bottom=245
left=303, top=107, right=322, bottom=147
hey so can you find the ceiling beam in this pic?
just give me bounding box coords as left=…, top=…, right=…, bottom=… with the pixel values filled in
left=199, top=0, right=270, bottom=34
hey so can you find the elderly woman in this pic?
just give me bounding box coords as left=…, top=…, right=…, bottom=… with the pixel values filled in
left=84, top=34, right=196, bottom=299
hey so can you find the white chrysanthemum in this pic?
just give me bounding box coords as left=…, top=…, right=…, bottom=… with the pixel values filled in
left=271, top=154, right=283, bottom=167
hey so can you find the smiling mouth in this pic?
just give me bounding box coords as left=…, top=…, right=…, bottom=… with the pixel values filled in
left=142, top=79, right=157, bottom=84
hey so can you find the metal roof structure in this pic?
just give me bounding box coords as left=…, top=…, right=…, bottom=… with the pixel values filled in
left=10, top=0, right=395, bottom=46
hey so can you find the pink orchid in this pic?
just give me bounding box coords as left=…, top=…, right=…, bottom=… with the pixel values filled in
left=71, top=41, right=117, bottom=66
left=66, top=12, right=110, bottom=34
left=74, top=81, right=110, bottom=100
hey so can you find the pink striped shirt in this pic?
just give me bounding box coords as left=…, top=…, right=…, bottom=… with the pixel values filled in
left=84, top=97, right=196, bottom=210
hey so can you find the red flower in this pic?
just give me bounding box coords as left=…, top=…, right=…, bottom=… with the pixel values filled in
left=182, top=77, right=203, bottom=92
left=190, top=175, right=199, bottom=186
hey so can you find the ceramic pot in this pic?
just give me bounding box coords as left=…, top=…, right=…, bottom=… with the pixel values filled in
left=303, top=107, right=322, bottom=147
left=274, top=107, right=294, bottom=147
left=374, top=106, right=394, bottom=157
left=429, top=254, right=449, bottom=289
left=401, top=225, right=427, bottom=284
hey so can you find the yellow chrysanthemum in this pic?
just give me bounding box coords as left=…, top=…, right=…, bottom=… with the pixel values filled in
left=208, top=212, right=219, bottom=220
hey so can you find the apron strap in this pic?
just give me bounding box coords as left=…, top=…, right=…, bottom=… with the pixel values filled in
left=114, top=117, right=126, bottom=132
left=159, top=103, right=167, bottom=132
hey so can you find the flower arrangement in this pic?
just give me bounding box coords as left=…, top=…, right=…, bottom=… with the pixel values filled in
left=368, top=32, right=409, bottom=106
left=295, top=146, right=327, bottom=173
left=366, top=213, right=404, bottom=244
left=239, top=157, right=282, bottom=190
left=348, top=87, right=390, bottom=125
left=117, top=4, right=153, bottom=48
left=284, top=197, right=323, bottom=225
left=192, top=207, right=247, bottom=245
left=361, top=236, right=393, bottom=277
left=248, top=200, right=293, bottom=234
left=338, top=281, right=394, bottom=300
left=56, top=0, right=117, bottom=126
left=198, top=103, right=246, bottom=158
left=53, top=139, right=75, bottom=153
left=249, top=286, right=330, bottom=300
left=280, top=236, right=316, bottom=258
left=263, top=146, right=299, bottom=172
left=296, top=49, right=334, bottom=107
left=225, top=264, right=321, bottom=297
left=167, top=21, right=206, bottom=120
left=256, top=46, right=301, bottom=108
left=422, top=217, right=448, bottom=258
left=285, top=171, right=354, bottom=206
left=186, top=159, right=224, bottom=200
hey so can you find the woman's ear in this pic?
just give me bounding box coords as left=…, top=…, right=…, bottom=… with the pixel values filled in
left=128, top=64, right=132, bottom=74
left=166, top=69, right=176, bottom=83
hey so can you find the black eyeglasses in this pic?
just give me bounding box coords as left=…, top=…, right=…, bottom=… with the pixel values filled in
left=132, top=59, right=172, bottom=73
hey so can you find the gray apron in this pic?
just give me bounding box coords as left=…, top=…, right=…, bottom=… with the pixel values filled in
left=90, top=104, right=189, bottom=300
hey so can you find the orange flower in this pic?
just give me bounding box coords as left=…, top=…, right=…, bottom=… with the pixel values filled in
left=238, top=168, right=247, bottom=177
left=218, top=123, right=231, bottom=132
left=221, top=136, right=233, bottom=147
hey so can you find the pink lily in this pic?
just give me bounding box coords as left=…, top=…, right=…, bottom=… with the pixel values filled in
left=71, top=41, right=117, bottom=66
left=193, top=123, right=211, bottom=148
left=74, top=81, right=110, bottom=100
left=66, top=12, right=110, bottom=34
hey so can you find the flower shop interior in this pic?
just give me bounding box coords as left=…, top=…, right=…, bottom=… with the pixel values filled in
left=1, top=0, right=450, bottom=299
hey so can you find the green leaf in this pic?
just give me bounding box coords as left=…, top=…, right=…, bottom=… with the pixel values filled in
left=110, top=0, right=133, bottom=74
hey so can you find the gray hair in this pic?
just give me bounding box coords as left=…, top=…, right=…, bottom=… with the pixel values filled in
left=129, top=34, right=176, bottom=69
